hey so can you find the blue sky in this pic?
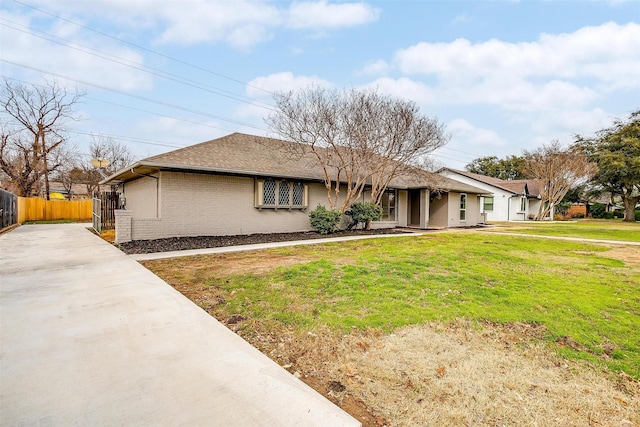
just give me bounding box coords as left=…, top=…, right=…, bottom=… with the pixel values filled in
left=1, top=0, right=639, bottom=169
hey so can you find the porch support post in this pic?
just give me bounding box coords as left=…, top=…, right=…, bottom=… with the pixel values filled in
left=421, top=189, right=430, bottom=228
left=114, top=210, right=132, bottom=243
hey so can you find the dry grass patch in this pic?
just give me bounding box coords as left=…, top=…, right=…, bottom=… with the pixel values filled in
left=231, top=320, right=639, bottom=427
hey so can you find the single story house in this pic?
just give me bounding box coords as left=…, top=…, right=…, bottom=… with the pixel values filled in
left=102, top=133, right=488, bottom=243
left=438, top=168, right=552, bottom=221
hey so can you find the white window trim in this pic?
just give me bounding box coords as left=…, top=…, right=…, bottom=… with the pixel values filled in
left=483, top=196, right=494, bottom=212
left=460, top=193, right=467, bottom=222
left=519, top=197, right=527, bottom=212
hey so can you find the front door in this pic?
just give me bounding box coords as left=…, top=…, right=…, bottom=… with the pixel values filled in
left=410, top=190, right=421, bottom=226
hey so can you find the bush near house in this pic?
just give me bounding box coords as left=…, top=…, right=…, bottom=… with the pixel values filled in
left=308, top=205, right=342, bottom=234
left=345, top=202, right=383, bottom=230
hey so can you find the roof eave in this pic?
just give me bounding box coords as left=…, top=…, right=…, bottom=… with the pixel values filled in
left=101, top=161, right=330, bottom=185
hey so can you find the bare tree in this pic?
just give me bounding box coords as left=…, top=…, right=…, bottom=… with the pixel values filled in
left=73, top=135, right=137, bottom=194
left=1, top=79, right=83, bottom=199
left=88, top=135, right=136, bottom=176
left=523, top=141, right=596, bottom=220
left=267, top=87, right=448, bottom=212
left=0, top=125, right=42, bottom=196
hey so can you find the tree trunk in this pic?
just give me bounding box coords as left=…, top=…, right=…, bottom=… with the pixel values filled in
left=622, top=195, right=639, bottom=222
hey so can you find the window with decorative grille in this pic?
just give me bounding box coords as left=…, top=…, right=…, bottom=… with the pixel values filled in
left=279, top=180, right=290, bottom=205
left=263, top=179, right=277, bottom=205
left=256, top=179, right=307, bottom=209
left=292, top=182, right=304, bottom=206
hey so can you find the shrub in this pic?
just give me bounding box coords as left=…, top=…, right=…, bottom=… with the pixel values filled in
left=574, top=213, right=585, bottom=219
left=309, top=205, right=342, bottom=234
left=590, top=203, right=606, bottom=218
left=603, top=212, right=614, bottom=219
left=636, top=210, right=640, bottom=222
left=345, top=202, right=383, bottom=230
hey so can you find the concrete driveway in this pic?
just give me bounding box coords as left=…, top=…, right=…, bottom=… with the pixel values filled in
left=0, top=223, right=359, bottom=426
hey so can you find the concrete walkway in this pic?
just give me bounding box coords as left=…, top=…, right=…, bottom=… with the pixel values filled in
left=132, top=231, right=425, bottom=261
left=0, top=223, right=359, bottom=426
left=476, top=230, right=640, bottom=246
left=131, top=227, right=639, bottom=262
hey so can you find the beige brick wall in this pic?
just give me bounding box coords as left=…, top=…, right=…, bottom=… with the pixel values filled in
left=124, top=175, right=158, bottom=218
left=127, top=171, right=342, bottom=240
left=446, top=192, right=480, bottom=227
left=429, top=193, right=449, bottom=228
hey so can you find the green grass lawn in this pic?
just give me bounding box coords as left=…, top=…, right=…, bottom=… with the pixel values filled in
left=487, top=219, right=640, bottom=242
left=146, top=231, right=640, bottom=379
left=22, top=219, right=81, bottom=225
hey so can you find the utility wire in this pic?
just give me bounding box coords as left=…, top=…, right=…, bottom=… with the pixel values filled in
left=12, top=0, right=275, bottom=96
left=0, top=19, right=276, bottom=111
left=1, top=75, right=250, bottom=135
left=1, top=60, right=270, bottom=132
left=68, top=130, right=185, bottom=149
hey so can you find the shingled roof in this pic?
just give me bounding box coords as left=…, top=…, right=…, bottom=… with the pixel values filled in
left=440, top=168, right=541, bottom=197
left=103, top=133, right=487, bottom=194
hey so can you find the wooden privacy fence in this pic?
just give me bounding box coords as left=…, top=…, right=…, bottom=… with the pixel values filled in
left=17, top=197, right=92, bottom=223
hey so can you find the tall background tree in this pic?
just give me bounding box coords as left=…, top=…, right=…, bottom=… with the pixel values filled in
left=54, top=135, right=137, bottom=196
left=523, top=140, right=596, bottom=220
left=465, top=155, right=527, bottom=180
left=0, top=79, right=83, bottom=198
left=576, top=110, right=640, bottom=222
left=267, top=87, right=448, bottom=212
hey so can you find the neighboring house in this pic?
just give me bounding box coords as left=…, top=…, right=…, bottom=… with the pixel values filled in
left=438, top=168, right=552, bottom=221
left=47, top=182, right=93, bottom=200
left=102, top=133, right=488, bottom=243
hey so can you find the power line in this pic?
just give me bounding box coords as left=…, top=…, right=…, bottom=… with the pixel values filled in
left=1, top=75, right=248, bottom=134
left=12, top=0, right=275, bottom=96
left=0, top=60, right=270, bottom=132
left=68, top=130, right=185, bottom=149
left=0, top=19, right=276, bottom=112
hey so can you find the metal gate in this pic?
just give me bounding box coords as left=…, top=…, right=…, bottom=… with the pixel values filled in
left=0, top=189, right=18, bottom=230
left=92, top=191, right=120, bottom=233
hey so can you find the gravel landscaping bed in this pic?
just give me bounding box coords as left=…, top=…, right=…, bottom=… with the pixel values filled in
left=117, top=228, right=408, bottom=254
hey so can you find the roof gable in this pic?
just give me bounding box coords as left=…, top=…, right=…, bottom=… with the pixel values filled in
left=440, top=168, right=540, bottom=197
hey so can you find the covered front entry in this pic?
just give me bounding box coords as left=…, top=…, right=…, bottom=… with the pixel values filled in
left=406, top=189, right=430, bottom=228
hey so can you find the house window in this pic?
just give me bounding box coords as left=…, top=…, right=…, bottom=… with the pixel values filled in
left=520, top=197, right=526, bottom=212
left=263, top=179, right=276, bottom=205
left=460, top=193, right=467, bottom=221
left=292, top=182, right=304, bottom=206
left=256, top=179, right=308, bottom=209
left=483, top=196, right=494, bottom=211
left=278, top=180, right=290, bottom=205
left=380, top=189, right=396, bottom=221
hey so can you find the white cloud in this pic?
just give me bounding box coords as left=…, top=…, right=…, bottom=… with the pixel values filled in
left=25, top=0, right=379, bottom=49
left=394, top=22, right=640, bottom=86
left=360, top=59, right=390, bottom=76
left=360, top=77, right=435, bottom=104
left=236, top=72, right=334, bottom=121
left=286, top=1, right=380, bottom=30
left=447, top=119, right=503, bottom=148
left=152, top=0, right=280, bottom=49
left=0, top=10, right=153, bottom=91
left=246, top=72, right=334, bottom=97
left=452, top=13, right=472, bottom=24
